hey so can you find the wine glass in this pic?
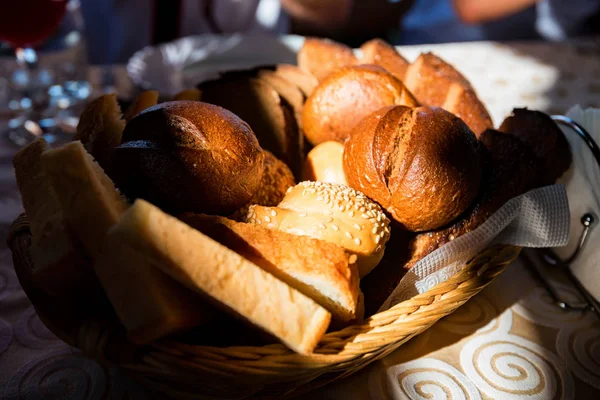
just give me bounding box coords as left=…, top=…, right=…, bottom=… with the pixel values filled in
left=0, top=0, right=69, bottom=146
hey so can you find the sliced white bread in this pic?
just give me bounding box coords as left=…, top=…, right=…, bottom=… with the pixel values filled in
left=113, top=199, right=331, bottom=354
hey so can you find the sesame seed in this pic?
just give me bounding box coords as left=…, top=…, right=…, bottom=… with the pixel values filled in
left=360, top=206, right=366, bottom=213
left=332, top=224, right=339, bottom=231
left=372, top=227, right=378, bottom=234
left=380, top=231, right=386, bottom=238
left=257, top=219, right=262, bottom=225
left=375, top=235, right=381, bottom=244
left=286, top=187, right=293, bottom=193
left=362, top=213, right=369, bottom=219
left=326, top=217, right=333, bottom=223
left=376, top=245, right=382, bottom=252
left=354, top=238, right=361, bottom=245
left=345, top=232, right=353, bottom=239
left=271, top=210, right=277, bottom=217
left=349, top=254, right=358, bottom=264
left=318, top=223, right=326, bottom=229
left=349, top=210, right=355, bottom=217
left=354, top=224, right=362, bottom=230
left=264, top=216, right=271, bottom=223
left=316, top=196, right=323, bottom=201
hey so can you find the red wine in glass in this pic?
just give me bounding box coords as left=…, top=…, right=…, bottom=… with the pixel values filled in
left=0, top=0, right=68, bottom=48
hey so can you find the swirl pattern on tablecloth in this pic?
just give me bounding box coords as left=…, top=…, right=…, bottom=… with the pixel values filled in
left=460, top=310, right=574, bottom=400
left=1, top=348, right=108, bottom=400
left=14, top=307, right=62, bottom=350
left=436, top=295, right=498, bottom=335
left=0, top=318, right=13, bottom=355
left=385, top=358, right=482, bottom=400
left=512, top=281, right=595, bottom=328
left=557, top=322, right=600, bottom=389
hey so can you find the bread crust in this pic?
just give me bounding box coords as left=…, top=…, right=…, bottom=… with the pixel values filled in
left=359, top=39, right=410, bottom=81
left=113, top=101, right=265, bottom=215
left=404, top=53, right=492, bottom=136
left=302, top=65, right=419, bottom=145
left=344, top=106, right=482, bottom=231
left=297, top=37, right=358, bottom=82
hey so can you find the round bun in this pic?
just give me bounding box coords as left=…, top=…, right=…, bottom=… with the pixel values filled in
left=302, top=65, right=418, bottom=146
left=297, top=38, right=357, bottom=82
left=245, top=181, right=391, bottom=278
left=231, top=150, right=296, bottom=220
left=301, top=141, right=347, bottom=185
left=344, top=106, right=482, bottom=231
left=111, top=101, right=265, bottom=215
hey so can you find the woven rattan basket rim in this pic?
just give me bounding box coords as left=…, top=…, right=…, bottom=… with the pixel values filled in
left=8, top=213, right=522, bottom=368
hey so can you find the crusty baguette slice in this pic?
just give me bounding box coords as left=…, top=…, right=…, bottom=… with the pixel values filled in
left=181, top=214, right=360, bottom=324
left=359, top=38, right=410, bottom=82
left=13, top=139, right=97, bottom=299
left=114, top=199, right=331, bottom=354
left=75, top=93, right=126, bottom=170
left=41, top=141, right=129, bottom=259
left=403, top=53, right=492, bottom=136
left=95, top=232, right=213, bottom=345
left=297, top=38, right=357, bottom=82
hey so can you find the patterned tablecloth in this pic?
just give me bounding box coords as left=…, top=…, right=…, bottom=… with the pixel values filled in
left=1, top=40, right=600, bottom=399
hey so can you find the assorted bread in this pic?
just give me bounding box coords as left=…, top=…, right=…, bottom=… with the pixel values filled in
left=12, top=36, right=572, bottom=356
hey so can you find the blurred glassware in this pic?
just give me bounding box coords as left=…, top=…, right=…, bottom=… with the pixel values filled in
left=0, top=0, right=91, bottom=147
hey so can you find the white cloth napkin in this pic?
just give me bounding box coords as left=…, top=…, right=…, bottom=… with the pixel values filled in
left=555, top=106, right=600, bottom=301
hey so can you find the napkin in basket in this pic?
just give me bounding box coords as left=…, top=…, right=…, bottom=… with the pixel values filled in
left=555, top=105, right=600, bottom=302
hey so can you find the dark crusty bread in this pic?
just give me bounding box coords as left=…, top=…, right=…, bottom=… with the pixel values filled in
left=303, top=65, right=419, bottom=145
left=230, top=150, right=296, bottom=221
left=198, top=74, right=302, bottom=177
left=181, top=214, right=360, bottom=324
left=499, top=108, right=572, bottom=184
left=112, top=101, right=265, bottom=215
left=344, top=105, right=482, bottom=231
left=297, top=37, right=358, bottom=82
left=403, top=53, right=493, bottom=136
left=405, top=129, right=546, bottom=268
left=75, top=94, right=126, bottom=171
left=359, top=38, right=410, bottom=81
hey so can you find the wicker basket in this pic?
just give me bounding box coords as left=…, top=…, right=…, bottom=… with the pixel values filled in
left=7, top=213, right=521, bottom=399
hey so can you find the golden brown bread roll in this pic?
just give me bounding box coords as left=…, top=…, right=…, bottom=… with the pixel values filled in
left=244, top=181, right=391, bottom=278
left=230, top=150, right=296, bottom=221
left=275, top=64, right=319, bottom=98
left=405, top=129, right=547, bottom=268
left=198, top=73, right=302, bottom=177
left=75, top=93, right=126, bottom=171
left=498, top=108, right=572, bottom=184
left=403, top=53, right=492, bottom=136
left=302, top=65, right=419, bottom=145
left=344, top=106, right=482, bottom=231
left=301, top=141, right=347, bottom=185
left=111, top=101, right=265, bottom=215
left=359, top=38, right=409, bottom=81
left=297, top=37, right=358, bottom=82
left=181, top=214, right=360, bottom=324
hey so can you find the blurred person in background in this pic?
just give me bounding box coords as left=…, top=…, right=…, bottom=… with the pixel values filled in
left=80, top=0, right=414, bottom=65
left=396, top=0, right=600, bottom=45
